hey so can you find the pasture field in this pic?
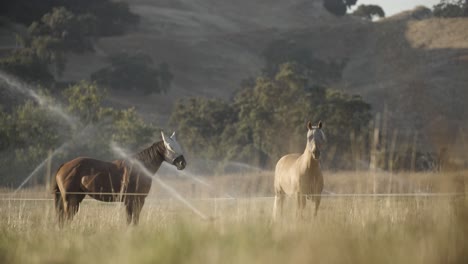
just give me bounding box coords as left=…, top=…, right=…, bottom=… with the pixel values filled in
left=1, top=170, right=468, bottom=264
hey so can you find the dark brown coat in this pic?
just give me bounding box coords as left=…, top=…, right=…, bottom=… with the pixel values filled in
left=53, top=141, right=185, bottom=225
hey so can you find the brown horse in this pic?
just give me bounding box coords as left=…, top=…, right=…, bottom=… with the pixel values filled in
left=273, top=121, right=326, bottom=221
left=53, top=131, right=186, bottom=225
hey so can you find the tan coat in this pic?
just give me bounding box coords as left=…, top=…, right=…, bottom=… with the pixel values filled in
left=273, top=121, right=325, bottom=220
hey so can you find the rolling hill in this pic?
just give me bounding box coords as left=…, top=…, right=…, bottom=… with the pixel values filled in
left=3, top=0, right=468, bottom=155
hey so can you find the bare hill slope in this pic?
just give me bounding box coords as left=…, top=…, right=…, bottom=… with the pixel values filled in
left=341, top=12, right=468, bottom=150
left=62, top=0, right=337, bottom=123
left=58, top=2, right=468, bottom=151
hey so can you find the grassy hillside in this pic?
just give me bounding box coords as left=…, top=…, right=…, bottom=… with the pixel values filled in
left=342, top=12, right=468, bottom=150
left=61, top=0, right=337, bottom=123
left=2, top=1, right=466, bottom=153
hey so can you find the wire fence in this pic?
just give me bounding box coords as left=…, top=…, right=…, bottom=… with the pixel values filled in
left=0, top=191, right=465, bottom=202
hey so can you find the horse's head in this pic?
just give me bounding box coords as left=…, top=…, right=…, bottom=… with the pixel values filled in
left=161, top=131, right=186, bottom=170
left=306, top=121, right=326, bottom=160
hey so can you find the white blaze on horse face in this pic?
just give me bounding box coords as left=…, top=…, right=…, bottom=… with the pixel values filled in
left=161, top=131, right=184, bottom=159
left=314, top=128, right=326, bottom=148
left=307, top=126, right=326, bottom=159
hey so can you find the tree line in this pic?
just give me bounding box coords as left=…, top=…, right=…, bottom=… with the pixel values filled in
left=0, top=81, right=157, bottom=186
left=169, top=39, right=373, bottom=171
left=433, top=0, right=468, bottom=17
left=324, top=0, right=467, bottom=19
left=0, top=0, right=172, bottom=186
left=1, top=0, right=459, bottom=186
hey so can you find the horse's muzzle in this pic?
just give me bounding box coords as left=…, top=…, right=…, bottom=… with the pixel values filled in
left=312, top=148, right=321, bottom=160
left=174, top=156, right=186, bottom=170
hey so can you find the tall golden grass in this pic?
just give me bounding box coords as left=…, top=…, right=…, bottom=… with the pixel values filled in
left=1, top=170, right=467, bottom=264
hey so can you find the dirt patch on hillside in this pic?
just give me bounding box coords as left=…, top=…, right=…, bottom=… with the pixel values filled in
left=55, top=2, right=468, bottom=153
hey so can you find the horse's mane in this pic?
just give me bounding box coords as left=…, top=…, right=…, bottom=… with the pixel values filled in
left=132, top=141, right=165, bottom=169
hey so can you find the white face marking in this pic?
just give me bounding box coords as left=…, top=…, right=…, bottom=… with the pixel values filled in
left=307, top=126, right=326, bottom=158
left=161, top=131, right=184, bottom=157
left=313, top=128, right=326, bottom=145
left=308, top=127, right=326, bottom=142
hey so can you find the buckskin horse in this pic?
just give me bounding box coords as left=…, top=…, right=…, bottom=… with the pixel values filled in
left=273, top=121, right=326, bottom=221
left=53, top=131, right=186, bottom=225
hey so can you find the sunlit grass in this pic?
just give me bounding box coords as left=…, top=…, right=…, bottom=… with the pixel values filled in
left=1, top=171, right=467, bottom=264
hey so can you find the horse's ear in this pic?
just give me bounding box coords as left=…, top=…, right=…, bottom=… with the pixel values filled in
left=161, top=131, right=167, bottom=143
left=318, top=121, right=323, bottom=129
left=170, top=131, right=176, bottom=139
left=307, top=121, right=313, bottom=130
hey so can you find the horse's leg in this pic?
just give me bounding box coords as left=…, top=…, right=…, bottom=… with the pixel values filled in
left=125, top=197, right=144, bottom=225
left=56, top=197, right=66, bottom=227
left=279, top=193, right=286, bottom=217
left=314, top=175, right=324, bottom=217
left=278, top=194, right=284, bottom=218
left=131, top=198, right=145, bottom=225
left=273, top=195, right=280, bottom=221
left=300, top=195, right=306, bottom=219
left=273, top=193, right=285, bottom=221
left=124, top=198, right=134, bottom=225
left=295, top=192, right=302, bottom=219
left=57, top=205, right=66, bottom=227
left=314, top=195, right=321, bottom=217
left=295, top=193, right=307, bottom=220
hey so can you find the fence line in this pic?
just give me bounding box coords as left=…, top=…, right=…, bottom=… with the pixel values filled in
left=0, top=192, right=465, bottom=202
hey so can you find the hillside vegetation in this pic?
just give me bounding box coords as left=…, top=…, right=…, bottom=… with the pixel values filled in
left=58, top=2, right=468, bottom=153
left=1, top=0, right=467, bottom=171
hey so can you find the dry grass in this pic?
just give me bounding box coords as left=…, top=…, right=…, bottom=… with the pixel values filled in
left=152, top=170, right=468, bottom=198
left=1, top=170, right=468, bottom=263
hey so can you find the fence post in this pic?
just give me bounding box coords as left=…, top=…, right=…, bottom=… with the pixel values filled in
left=370, top=114, right=380, bottom=194
left=45, top=149, right=53, bottom=192
left=410, top=132, right=418, bottom=172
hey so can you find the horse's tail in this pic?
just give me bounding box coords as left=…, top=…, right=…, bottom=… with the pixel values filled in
left=53, top=183, right=62, bottom=210
left=53, top=181, right=66, bottom=226
left=52, top=164, right=65, bottom=216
